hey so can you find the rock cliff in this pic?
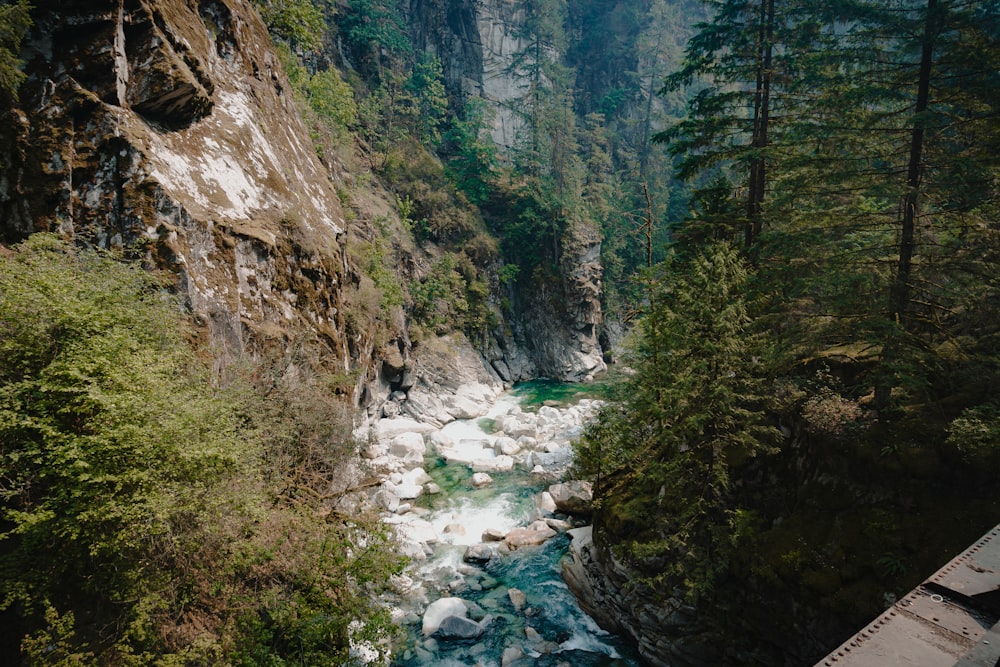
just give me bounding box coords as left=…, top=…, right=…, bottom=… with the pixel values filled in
left=1, top=0, right=348, bottom=361
left=411, top=0, right=608, bottom=381
left=1, top=0, right=606, bottom=411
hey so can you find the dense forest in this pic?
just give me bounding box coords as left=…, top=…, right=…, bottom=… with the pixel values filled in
left=0, top=0, right=998, bottom=664
left=574, top=0, right=1000, bottom=661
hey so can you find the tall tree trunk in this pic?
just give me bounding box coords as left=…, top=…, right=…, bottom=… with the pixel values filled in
left=875, top=0, right=938, bottom=412
left=746, top=0, right=774, bottom=249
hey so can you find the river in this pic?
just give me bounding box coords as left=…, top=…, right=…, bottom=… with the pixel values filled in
left=386, top=381, right=641, bottom=666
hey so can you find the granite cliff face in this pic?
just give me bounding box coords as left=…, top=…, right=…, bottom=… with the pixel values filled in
left=411, top=0, right=607, bottom=381
left=1, top=0, right=349, bottom=361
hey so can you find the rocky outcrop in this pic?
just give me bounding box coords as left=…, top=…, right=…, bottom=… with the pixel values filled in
left=562, top=526, right=727, bottom=666
left=516, top=225, right=607, bottom=381
left=410, top=0, right=608, bottom=382
left=1, top=0, right=347, bottom=359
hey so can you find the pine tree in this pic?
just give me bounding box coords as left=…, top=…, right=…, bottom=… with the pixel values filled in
left=576, top=242, right=779, bottom=598
left=0, top=0, right=31, bottom=97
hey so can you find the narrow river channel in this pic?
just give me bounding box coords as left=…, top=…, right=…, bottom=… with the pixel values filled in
left=388, top=381, right=642, bottom=666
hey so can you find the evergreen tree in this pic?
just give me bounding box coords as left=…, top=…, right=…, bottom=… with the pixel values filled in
left=576, top=243, right=779, bottom=599
left=0, top=0, right=30, bottom=97
left=657, top=0, right=823, bottom=249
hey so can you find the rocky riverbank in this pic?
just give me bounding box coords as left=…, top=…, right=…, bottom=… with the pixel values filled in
left=352, top=379, right=639, bottom=666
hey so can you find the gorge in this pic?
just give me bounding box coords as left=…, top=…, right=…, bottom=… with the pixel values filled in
left=1, top=0, right=999, bottom=665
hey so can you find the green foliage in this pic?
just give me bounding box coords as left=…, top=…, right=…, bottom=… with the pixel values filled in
left=444, top=97, right=499, bottom=205
left=304, top=67, right=357, bottom=136
left=411, top=252, right=493, bottom=339
left=0, top=236, right=402, bottom=663
left=0, top=0, right=31, bottom=98
left=404, top=54, right=448, bottom=145
left=259, top=0, right=327, bottom=52
left=342, top=0, right=411, bottom=74
left=946, top=403, right=1000, bottom=466
left=576, top=242, right=780, bottom=601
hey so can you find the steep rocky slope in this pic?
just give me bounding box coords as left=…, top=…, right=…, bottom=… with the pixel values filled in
left=1, top=0, right=350, bottom=360
left=0, top=0, right=607, bottom=409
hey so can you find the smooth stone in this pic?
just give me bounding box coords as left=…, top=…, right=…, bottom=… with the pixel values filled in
left=508, top=588, right=527, bottom=611
left=502, top=646, right=526, bottom=666
left=435, top=614, right=484, bottom=640
left=403, top=467, right=432, bottom=486
left=377, top=418, right=436, bottom=440
left=535, top=491, right=557, bottom=516
left=422, top=597, right=468, bottom=636
left=482, top=527, right=506, bottom=542
left=394, top=483, right=423, bottom=500
left=471, top=472, right=494, bottom=487
left=548, top=480, right=594, bottom=515
left=443, top=523, right=466, bottom=536
left=464, top=543, right=500, bottom=563
left=504, top=523, right=557, bottom=549
left=390, top=432, right=426, bottom=464
left=494, top=436, right=520, bottom=455
left=471, top=455, right=514, bottom=473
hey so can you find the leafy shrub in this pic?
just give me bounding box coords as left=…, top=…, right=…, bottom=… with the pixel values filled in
left=259, top=0, right=327, bottom=52
left=305, top=68, right=358, bottom=137
left=0, top=236, right=402, bottom=663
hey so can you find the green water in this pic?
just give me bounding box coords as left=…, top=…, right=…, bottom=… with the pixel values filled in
left=510, top=377, right=611, bottom=410
left=390, top=384, right=641, bottom=667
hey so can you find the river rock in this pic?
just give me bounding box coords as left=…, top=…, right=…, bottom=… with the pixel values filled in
left=377, top=418, right=436, bottom=441
left=464, top=543, right=500, bottom=563
left=389, top=432, right=427, bottom=466
left=424, top=482, right=442, bottom=494
left=435, top=614, right=485, bottom=640
left=362, top=442, right=389, bottom=459
left=545, top=517, right=573, bottom=532
left=534, top=491, right=558, bottom=517
left=394, top=483, right=423, bottom=500
left=502, top=646, right=526, bottom=666
left=548, top=481, right=593, bottom=515
left=391, top=516, right=439, bottom=545
left=428, top=430, right=455, bottom=452
left=494, top=436, right=520, bottom=455
left=443, top=523, right=466, bottom=537
left=531, top=448, right=574, bottom=469
left=471, top=472, right=494, bottom=487
left=472, top=455, right=515, bottom=473
left=373, top=488, right=399, bottom=512
left=401, top=334, right=504, bottom=425
left=504, top=521, right=557, bottom=549
left=422, top=597, right=468, bottom=636
left=402, top=467, right=432, bottom=486
left=508, top=588, right=527, bottom=611
left=516, top=435, right=539, bottom=450
left=482, top=528, right=506, bottom=542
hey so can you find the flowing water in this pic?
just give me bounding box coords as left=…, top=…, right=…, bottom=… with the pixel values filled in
left=389, top=381, right=641, bottom=667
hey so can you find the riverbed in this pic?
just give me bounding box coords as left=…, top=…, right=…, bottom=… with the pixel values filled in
left=384, top=381, right=641, bottom=666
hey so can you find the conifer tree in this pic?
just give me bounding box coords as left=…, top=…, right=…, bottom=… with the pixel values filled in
left=576, top=243, right=779, bottom=598
left=0, top=0, right=30, bottom=97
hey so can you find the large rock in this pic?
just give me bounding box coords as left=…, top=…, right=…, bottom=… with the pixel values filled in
left=471, top=455, right=515, bottom=473
left=434, top=615, right=484, bottom=640
left=422, top=597, right=468, bottom=636
left=464, top=543, right=501, bottom=564
left=548, top=481, right=593, bottom=516
left=504, top=521, right=557, bottom=549
left=401, top=334, right=505, bottom=424
left=389, top=432, right=426, bottom=465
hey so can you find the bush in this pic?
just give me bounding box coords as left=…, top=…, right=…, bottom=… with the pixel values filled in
left=0, top=236, right=402, bottom=664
